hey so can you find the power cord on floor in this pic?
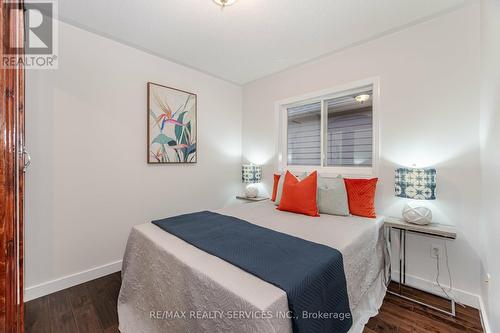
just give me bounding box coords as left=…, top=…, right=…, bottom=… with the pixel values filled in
left=435, top=241, right=466, bottom=308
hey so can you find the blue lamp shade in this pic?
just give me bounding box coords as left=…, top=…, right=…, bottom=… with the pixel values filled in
left=242, top=164, right=262, bottom=184
left=395, top=168, right=436, bottom=200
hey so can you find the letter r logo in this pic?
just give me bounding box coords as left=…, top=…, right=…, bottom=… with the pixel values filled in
left=2, top=1, right=58, bottom=69
left=27, top=8, right=48, bottom=48
left=24, top=2, right=53, bottom=54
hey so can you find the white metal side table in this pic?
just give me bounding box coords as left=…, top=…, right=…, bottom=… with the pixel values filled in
left=384, top=217, right=457, bottom=317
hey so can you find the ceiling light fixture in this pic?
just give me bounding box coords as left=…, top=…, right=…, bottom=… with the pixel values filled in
left=213, top=0, right=238, bottom=9
left=355, top=94, right=370, bottom=103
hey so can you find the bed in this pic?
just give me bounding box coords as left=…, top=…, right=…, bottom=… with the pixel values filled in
left=117, top=200, right=388, bottom=333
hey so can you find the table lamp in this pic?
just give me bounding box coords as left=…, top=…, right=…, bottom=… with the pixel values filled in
left=395, top=167, right=436, bottom=225
left=242, top=164, right=262, bottom=198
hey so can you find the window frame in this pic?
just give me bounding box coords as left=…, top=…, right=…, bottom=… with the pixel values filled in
left=275, top=77, right=380, bottom=177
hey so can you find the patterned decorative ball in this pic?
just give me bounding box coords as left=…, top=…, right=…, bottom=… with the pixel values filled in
left=402, top=203, right=432, bottom=225
left=244, top=185, right=259, bottom=198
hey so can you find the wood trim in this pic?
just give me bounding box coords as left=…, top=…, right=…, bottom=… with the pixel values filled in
left=16, top=12, right=25, bottom=330
left=0, top=0, right=25, bottom=332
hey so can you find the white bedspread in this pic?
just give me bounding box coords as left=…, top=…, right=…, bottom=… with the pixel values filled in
left=118, top=201, right=387, bottom=333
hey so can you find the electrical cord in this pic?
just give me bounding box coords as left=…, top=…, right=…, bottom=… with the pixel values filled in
left=435, top=241, right=466, bottom=308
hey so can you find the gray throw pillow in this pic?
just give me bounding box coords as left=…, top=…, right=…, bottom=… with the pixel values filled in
left=317, top=175, right=350, bottom=216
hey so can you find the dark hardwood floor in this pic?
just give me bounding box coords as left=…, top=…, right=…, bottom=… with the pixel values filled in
left=25, top=273, right=484, bottom=333
left=364, top=283, right=484, bottom=333
left=25, top=272, right=121, bottom=333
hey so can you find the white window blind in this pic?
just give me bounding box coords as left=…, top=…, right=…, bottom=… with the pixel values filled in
left=287, top=102, right=321, bottom=166
left=284, top=86, right=374, bottom=169
left=327, top=107, right=373, bottom=167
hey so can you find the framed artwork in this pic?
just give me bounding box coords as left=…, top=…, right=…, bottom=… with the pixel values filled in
left=147, top=82, right=197, bottom=164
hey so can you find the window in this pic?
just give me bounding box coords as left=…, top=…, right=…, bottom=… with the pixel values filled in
left=287, top=102, right=321, bottom=165
left=326, top=90, right=373, bottom=167
left=279, top=80, right=377, bottom=175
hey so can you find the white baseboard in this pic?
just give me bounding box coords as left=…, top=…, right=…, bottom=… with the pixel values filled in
left=478, top=296, right=492, bottom=333
left=24, top=260, right=123, bottom=302
left=391, top=271, right=480, bottom=308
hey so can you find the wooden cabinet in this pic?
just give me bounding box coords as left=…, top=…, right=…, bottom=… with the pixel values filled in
left=1, top=1, right=26, bottom=332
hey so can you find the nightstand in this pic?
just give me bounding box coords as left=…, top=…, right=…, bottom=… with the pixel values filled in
left=384, top=216, right=457, bottom=316
left=235, top=196, right=269, bottom=202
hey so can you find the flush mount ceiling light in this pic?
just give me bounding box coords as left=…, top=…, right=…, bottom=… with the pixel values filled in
left=354, top=94, right=370, bottom=103
left=213, top=0, right=238, bottom=8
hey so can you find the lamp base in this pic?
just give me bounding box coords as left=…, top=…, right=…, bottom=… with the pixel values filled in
left=402, top=203, right=432, bottom=225
left=244, top=184, right=259, bottom=198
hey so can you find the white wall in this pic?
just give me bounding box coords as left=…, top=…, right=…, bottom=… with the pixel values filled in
left=479, top=0, right=500, bottom=330
left=25, top=22, right=242, bottom=299
left=242, top=4, right=482, bottom=304
left=25, top=4, right=488, bottom=312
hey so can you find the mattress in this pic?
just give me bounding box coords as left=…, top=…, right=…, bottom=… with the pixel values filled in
left=118, top=201, right=387, bottom=333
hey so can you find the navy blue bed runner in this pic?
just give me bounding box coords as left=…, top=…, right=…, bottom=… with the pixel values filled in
left=152, top=211, right=352, bottom=333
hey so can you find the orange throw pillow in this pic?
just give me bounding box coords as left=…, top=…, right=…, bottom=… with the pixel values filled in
left=278, top=171, right=319, bottom=217
left=344, top=178, right=378, bottom=218
left=271, top=174, right=280, bottom=201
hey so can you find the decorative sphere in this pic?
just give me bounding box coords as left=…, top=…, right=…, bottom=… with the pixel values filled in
left=244, top=185, right=259, bottom=198
left=402, top=203, right=432, bottom=225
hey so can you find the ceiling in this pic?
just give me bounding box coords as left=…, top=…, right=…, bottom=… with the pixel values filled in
left=58, top=0, right=471, bottom=85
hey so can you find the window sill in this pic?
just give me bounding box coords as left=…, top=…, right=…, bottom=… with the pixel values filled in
left=282, top=165, right=375, bottom=178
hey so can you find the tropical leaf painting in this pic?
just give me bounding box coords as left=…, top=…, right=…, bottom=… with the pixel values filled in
left=147, top=82, right=197, bottom=163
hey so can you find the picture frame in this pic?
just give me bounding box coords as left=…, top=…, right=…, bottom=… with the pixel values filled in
left=147, top=82, right=197, bottom=164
